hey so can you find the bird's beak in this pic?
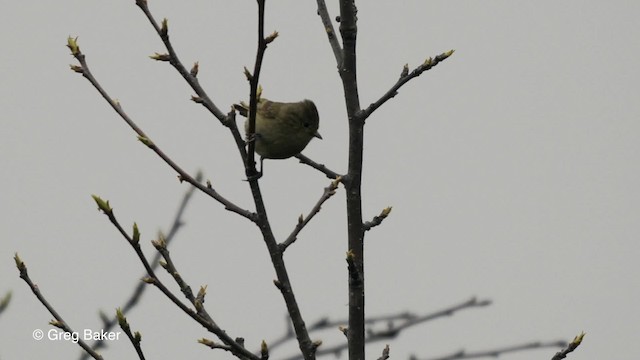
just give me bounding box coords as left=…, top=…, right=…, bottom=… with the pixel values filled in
left=314, top=131, right=323, bottom=140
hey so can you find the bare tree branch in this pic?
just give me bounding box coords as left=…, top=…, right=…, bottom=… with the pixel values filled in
left=377, top=344, right=390, bottom=360
left=116, top=308, right=147, bottom=360
left=295, top=154, right=342, bottom=179
left=315, top=0, right=343, bottom=65
left=551, top=332, right=584, bottom=360
left=14, top=254, right=104, bottom=360
left=135, top=1, right=226, bottom=122
left=236, top=3, right=318, bottom=359
left=81, top=174, right=201, bottom=359
left=361, top=50, right=454, bottom=121
left=277, top=297, right=492, bottom=360
left=59, top=3, right=570, bottom=360
left=281, top=177, right=342, bottom=251
left=330, top=2, right=368, bottom=360
left=67, top=38, right=255, bottom=222
left=363, top=207, right=392, bottom=231
left=417, top=340, right=568, bottom=360
left=244, top=1, right=274, bottom=178
left=89, top=196, right=259, bottom=360
left=69, top=1, right=318, bottom=358
left=137, top=1, right=251, bottom=177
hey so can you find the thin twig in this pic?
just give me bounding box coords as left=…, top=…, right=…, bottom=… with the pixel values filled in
left=377, top=345, right=390, bottom=360
left=276, top=297, right=492, bottom=360
left=370, top=297, right=491, bottom=339
left=420, top=341, right=568, bottom=360
left=81, top=175, right=201, bottom=359
left=235, top=2, right=317, bottom=359
left=361, top=50, right=455, bottom=121
left=244, top=0, right=271, bottom=178
left=90, top=196, right=260, bottom=360
left=135, top=1, right=226, bottom=122
left=315, top=0, right=343, bottom=65
left=67, top=38, right=255, bottom=222
left=295, top=154, right=342, bottom=179
left=331, top=2, right=367, bottom=359
left=551, top=332, right=584, bottom=360
left=137, top=1, right=250, bottom=167
left=362, top=207, right=392, bottom=231
left=280, top=177, right=342, bottom=250
left=116, top=309, right=146, bottom=360
left=14, top=254, right=104, bottom=360
left=152, top=237, right=197, bottom=304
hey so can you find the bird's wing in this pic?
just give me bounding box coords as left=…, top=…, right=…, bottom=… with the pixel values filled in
left=257, top=100, right=279, bottom=121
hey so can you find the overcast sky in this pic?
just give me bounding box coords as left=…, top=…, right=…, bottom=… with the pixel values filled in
left=2, top=1, right=639, bottom=359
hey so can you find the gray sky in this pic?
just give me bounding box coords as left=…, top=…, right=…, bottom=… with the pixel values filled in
left=2, top=1, right=639, bottom=359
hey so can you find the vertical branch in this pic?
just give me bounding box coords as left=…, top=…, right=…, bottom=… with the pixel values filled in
left=338, top=2, right=365, bottom=360
left=245, top=0, right=268, bottom=177
left=316, top=0, right=343, bottom=65
left=244, top=2, right=316, bottom=360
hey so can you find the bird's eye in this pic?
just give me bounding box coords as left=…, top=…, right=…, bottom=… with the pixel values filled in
left=303, top=122, right=310, bottom=128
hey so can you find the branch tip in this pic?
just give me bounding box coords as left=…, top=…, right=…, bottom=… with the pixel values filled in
left=273, top=279, right=283, bottom=290
left=243, top=66, right=253, bottom=81
left=261, top=340, right=269, bottom=359
left=66, top=36, right=80, bottom=55
left=69, top=64, right=83, bottom=73
left=190, top=61, right=199, bottom=77
left=572, top=332, right=585, bottom=345
left=363, top=206, right=393, bottom=231
left=197, top=285, right=207, bottom=301
left=132, top=222, right=141, bottom=244
left=265, top=31, right=279, bottom=44
left=198, top=337, right=216, bottom=347
left=312, top=339, right=323, bottom=350
left=378, top=344, right=390, bottom=360
left=49, top=320, right=64, bottom=328
left=116, top=307, right=127, bottom=327
left=381, top=206, right=392, bottom=217
left=401, top=64, right=409, bottom=78
left=160, top=18, right=168, bottom=36
left=151, top=235, right=167, bottom=250
left=339, top=325, right=348, bottom=337
left=150, top=52, right=170, bottom=62
left=91, top=194, right=113, bottom=215
left=13, top=253, right=25, bottom=272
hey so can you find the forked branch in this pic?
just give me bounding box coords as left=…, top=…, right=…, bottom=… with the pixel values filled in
left=67, top=37, right=255, bottom=222
left=89, top=196, right=259, bottom=360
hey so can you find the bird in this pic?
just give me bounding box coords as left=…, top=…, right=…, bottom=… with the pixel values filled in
left=235, top=98, right=322, bottom=161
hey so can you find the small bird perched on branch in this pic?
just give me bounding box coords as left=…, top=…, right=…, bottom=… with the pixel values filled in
left=234, top=98, right=322, bottom=160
